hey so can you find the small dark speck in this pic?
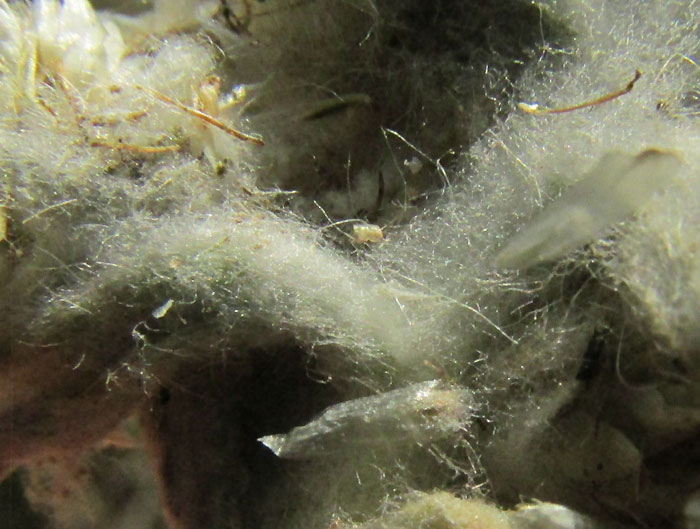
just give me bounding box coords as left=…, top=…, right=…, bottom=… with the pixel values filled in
left=160, top=387, right=171, bottom=405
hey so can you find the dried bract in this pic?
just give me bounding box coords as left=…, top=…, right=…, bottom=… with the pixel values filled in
left=496, top=149, right=683, bottom=269
left=259, top=380, right=474, bottom=459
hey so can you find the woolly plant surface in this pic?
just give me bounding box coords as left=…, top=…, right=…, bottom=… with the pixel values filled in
left=2, top=1, right=700, bottom=529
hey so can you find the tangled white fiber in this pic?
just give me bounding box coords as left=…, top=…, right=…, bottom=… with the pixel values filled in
left=2, top=1, right=700, bottom=529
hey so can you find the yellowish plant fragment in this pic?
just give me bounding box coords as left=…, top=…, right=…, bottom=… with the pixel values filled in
left=352, top=223, right=385, bottom=244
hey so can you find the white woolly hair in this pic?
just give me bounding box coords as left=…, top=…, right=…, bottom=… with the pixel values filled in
left=2, top=1, right=700, bottom=529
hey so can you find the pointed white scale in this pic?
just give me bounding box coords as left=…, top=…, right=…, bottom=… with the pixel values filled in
left=496, top=149, right=683, bottom=269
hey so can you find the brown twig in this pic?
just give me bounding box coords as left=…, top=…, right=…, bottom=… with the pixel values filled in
left=136, top=85, right=264, bottom=146
left=519, top=70, right=642, bottom=115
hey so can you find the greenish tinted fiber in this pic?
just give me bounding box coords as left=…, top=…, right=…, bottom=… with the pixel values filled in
left=2, top=1, right=700, bottom=528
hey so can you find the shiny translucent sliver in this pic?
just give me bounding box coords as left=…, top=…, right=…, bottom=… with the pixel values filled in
left=496, top=149, right=683, bottom=269
left=258, top=380, right=474, bottom=459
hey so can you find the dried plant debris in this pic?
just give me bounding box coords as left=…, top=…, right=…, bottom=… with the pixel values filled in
left=495, top=149, right=684, bottom=269
left=353, top=492, right=608, bottom=529
left=518, top=70, right=642, bottom=115
left=258, top=380, right=474, bottom=458
left=2, top=0, right=700, bottom=529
